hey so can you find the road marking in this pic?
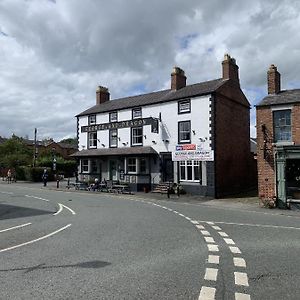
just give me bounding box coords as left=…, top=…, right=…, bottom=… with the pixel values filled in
left=200, top=230, right=211, bottom=236
left=0, top=223, right=31, bottom=233
left=204, top=268, right=218, bottom=281
left=25, top=195, right=49, bottom=202
left=198, top=286, right=216, bottom=300
left=207, top=244, right=219, bottom=252
left=185, top=217, right=191, bottom=221
left=224, top=238, right=235, bottom=245
left=229, top=246, right=242, bottom=254
left=53, top=203, right=63, bottom=215
left=0, top=224, right=72, bottom=253
left=0, top=191, right=13, bottom=195
left=196, top=225, right=205, bottom=230
left=191, top=220, right=199, bottom=225
left=204, top=237, right=215, bottom=243
left=178, top=213, right=185, bottom=217
left=234, top=272, right=249, bottom=286
left=211, top=226, right=221, bottom=231
left=206, top=221, right=214, bottom=225
left=208, top=255, right=219, bottom=264
left=233, top=257, right=246, bottom=268
left=218, top=232, right=228, bottom=237
left=235, top=292, right=251, bottom=300
left=61, top=204, right=76, bottom=215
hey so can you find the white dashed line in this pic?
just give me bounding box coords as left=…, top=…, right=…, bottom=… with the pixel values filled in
left=204, top=268, right=218, bottom=281
left=229, top=246, right=242, bottom=254
left=218, top=231, right=229, bottom=237
left=234, top=272, right=249, bottom=286
left=199, top=286, right=216, bottom=300
left=233, top=257, right=246, bottom=268
left=25, top=195, right=49, bottom=202
left=196, top=224, right=205, bottom=230
left=211, top=225, right=221, bottom=231
left=191, top=220, right=199, bottom=224
left=0, top=191, right=13, bottom=195
left=224, top=238, right=235, bottom=245
left=206, top=221, right=214, bottom=225
left=204, top=237, right=215, bottom=243
left=0, top=223, right=31, bottom=233
left=235, top=292, right=251, bottom=300
left=200, top=230, right=211, bottom=236
left=185, top=217, right=191, bottom=221
left=207, top=244, right=219, bottom=252
left=208, top=255, right=219, bottom=264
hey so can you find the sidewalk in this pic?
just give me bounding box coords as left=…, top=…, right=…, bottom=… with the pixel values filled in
left=1, top=180, right=300, bottom=217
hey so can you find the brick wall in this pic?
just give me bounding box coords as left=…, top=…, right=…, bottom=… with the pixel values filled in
left=214, top=81, right=256, bottom=197
left=292, top=104, right=300, bottom=144
left=256, top=107, right=276, bottom=202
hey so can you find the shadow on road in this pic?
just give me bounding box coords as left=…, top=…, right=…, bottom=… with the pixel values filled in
left=0, top=261, right=111, bottom=273
left=0, top=204, right=53, bottom=220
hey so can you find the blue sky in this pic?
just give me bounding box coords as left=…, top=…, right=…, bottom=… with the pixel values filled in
left=0, top=0, right=300, bottom=140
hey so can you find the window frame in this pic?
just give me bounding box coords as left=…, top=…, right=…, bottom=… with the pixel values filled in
left=178, top=120, right=191, bottom=144
left=179, top=160, right=202, bottom=183
left=127, top=157, right=137, bottom=173
left=132, top=107, right=142, bottom=119
left=109, top=129, right=118, bottom=148
left=88, top=115, right=96, bottom=125
left=88, top=131, right=97, bottom=149
left=178, top=99, right=191, bottom=114
left=273, top=109, right=292, bottom=143
left=109, top=111, right=118, bottom=122
left=81, top=159, right=89, bottom=173
left=131, top=126, right=143, bottom=146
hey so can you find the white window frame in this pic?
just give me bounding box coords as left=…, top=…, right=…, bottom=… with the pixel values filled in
left=109, top=111, right=118, bottom=122
left=178, top=99, right=191, bottom=114
left=127, top=157, right=137, bottom=173
left=131, top=127, right=143, bottom=146
left=178, top=121, right=191, bottom=143
left=89, top=115, right=96, bottom=125
left=132, top=107, right=142, bottom=119
left=273, top=109, right=292, bottom=143
left=110, top=129, right=118, bottom=148
left=88, top=132, right=97, bottom=149
left=179, top=160, right=202, bottom=182
left=81, top=159, right=89, bottom=173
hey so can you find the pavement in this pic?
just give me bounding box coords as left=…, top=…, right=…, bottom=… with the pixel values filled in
left=2, top=179, right=300, bottom=217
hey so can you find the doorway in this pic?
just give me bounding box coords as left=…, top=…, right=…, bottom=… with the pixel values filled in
left=109, top=160, right=118, bottom=181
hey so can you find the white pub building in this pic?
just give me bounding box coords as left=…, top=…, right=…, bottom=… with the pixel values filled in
left=73, top=55, right=254, bottom=197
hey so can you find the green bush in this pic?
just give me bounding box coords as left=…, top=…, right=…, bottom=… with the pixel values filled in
left=16, top=166, right=54, bottom=182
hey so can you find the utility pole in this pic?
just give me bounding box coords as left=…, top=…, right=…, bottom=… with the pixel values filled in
left=33, top=128, right=37, bottom=167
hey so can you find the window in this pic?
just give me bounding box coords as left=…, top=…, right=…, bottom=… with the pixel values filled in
left=131, top=127, right=143, bottom=146
left=89, top=115, right=96, bottom=125
left=179, top=160, right=202, bottom=182
left=109, top=111, right=118, bottom=122
left=91, top=160, right=98, bottom=173
left=81, top=159, right=89, bottom=173
left=178, top=121, right=191, bottom=143
left=140, top=158, right=147, bottom=174
left=128, top=158, right=137, bottom=173
left=110, top=129, right=118, bottom=148
left=273, top=110, right=291, bottom=142
left=132, top=107, right=142, bottom=119
left=178, top=99, right=191, bottom=114
left=88, top=132, right=97, bottom=148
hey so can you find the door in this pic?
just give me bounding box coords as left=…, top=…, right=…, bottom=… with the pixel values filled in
left=162, top=155, right=174, bottom=182
left=109, top=160, right=118, bottom=181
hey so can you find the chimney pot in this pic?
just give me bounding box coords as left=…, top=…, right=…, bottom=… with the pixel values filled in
left=171, top=66, right=186, bottom=90
left=96, top=85, right=110, bottom=104
left=267, top=64, right=281, bottom=94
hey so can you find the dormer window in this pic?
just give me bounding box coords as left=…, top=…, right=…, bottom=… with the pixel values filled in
left=132, top=107, right=142, bottom=119
left=89, top=115, right=96, bottom=125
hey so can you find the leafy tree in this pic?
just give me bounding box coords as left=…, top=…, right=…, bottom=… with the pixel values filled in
left=59, top=137, right=77, bottom=145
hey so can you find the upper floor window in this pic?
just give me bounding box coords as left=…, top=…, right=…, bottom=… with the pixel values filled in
left=131, top=127, right=143, bottom=146
left=109, top=129, right=118, bottom=148
left=88, top=132, right=97, bottom=148
left=273, top=110, right=291, bottom=142
left=109, top=111, right=118, bottom=122
left=89, top=115, right=96, bottom=125
left=132, top=107, right=142, bottom=119
left=178, top=99, right=191, bottom=114
left=178, top=121, right=191, bottom=143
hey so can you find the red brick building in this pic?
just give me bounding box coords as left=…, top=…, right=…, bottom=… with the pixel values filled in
left=256, top=65, right=300, bottom=208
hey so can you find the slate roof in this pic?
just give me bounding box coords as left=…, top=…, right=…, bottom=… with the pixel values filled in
left=71, top=146, right=157, bottom=157
left=257, top=89, right=300, bottom=107
left=76, top=78, right=228, bottom=117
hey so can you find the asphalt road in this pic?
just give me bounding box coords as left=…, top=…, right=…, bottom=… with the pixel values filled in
left=0, top=182, right=300, bottom=300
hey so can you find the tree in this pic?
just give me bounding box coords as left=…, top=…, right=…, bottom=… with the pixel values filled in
left=59, top=137, right=77, bottom=145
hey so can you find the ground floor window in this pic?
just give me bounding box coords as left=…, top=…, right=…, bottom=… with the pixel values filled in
left=128, top=158, right=137, bottom=173
left=127, top=157, right=148, bottom=174
left=179, top=160, right=202, bottom=182
left=81, top=159, right=89, bottom=173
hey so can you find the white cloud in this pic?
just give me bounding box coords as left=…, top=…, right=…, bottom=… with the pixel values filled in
left=0, top=0, right=300, bottom=140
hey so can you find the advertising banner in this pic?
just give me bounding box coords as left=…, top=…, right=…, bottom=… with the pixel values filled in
left=172, top=144, right=214, bottom=161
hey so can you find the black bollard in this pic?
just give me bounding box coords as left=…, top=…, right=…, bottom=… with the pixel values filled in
left=57, top=180, right=59, bottom=188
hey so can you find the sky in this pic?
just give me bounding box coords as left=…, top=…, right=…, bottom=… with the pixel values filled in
left=0, top=0, right=300, bottom=141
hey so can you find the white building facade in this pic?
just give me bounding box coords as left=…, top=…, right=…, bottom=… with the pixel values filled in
left=73, top=55, right=253, bottom=197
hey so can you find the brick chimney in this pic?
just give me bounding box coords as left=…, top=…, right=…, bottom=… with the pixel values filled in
left=222, top=54, right=239, bottom=85
left=96, top=86, right=110, bottom=105
left=171, top=67, right=186, bottom=90
left=267, top=64, right=281, bottom=94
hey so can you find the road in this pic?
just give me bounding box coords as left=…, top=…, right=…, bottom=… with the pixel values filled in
left=0, top=183, right=300, bottom=299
